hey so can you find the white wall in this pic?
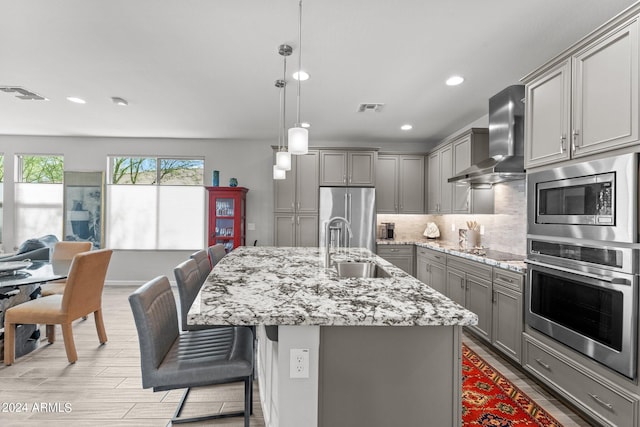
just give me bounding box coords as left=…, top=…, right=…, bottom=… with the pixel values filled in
left=0, top=135, right=430, bottom=283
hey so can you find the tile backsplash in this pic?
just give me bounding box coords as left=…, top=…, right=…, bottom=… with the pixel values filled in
left=378, top=181, right=526, bottom=255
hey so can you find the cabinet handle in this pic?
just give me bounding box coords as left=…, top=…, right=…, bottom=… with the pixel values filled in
left=560, top=135, right=566, bottom=153
left=534, top=358, right=550, bottom=370
left=349, top=174, right=352, bottom=184
left=497, top=274, right=514, bottom=284
left=588, top=393, right=614, bottom=410
left=297, top=217, right=300, bottom=225
left=492, top=290, right=496, bottom=303
left=390, top=249, right=399, bottom=252
left=343, top=174, right=347, bottom=184
left=297, top=202, right=300, bottom=211
left=291, top=202, right=295, bottom=210
left=572, top=129, right=579, bottom=150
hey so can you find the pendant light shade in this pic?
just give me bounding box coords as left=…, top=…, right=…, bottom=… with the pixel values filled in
left=273, top=164, right=286, bottom=180
left=288, top=126, right=308, bottom=155
left=288, top=0, right=309, bottom=156
left=276, top=150, right=292, bottom=171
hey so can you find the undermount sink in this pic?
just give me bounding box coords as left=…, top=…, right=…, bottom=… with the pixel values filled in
left=334, top=260, right=391, bottom=279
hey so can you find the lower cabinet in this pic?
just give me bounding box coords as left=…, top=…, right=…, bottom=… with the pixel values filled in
left=491, top=268, right=523, bottom=363
left=415, top=247, right=446, bottom=294
left=446, top=257, right=492, bottom=342
left=523, top=333, right=639, bottom=427
left=376, top=244, right=415, bottom=276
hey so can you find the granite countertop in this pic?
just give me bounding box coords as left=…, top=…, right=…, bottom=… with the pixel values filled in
left=188, top=246, right=478, bottom=328
left=377, top=239, right=526, bottom=273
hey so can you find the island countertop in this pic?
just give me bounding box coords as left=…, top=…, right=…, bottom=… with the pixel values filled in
left=188, top=246, right=478, bottom=327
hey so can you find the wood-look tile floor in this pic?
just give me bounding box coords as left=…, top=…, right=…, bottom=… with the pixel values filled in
left=0, top=285, right=264, bottom=427
left=0, top=286, right=594, bottom=426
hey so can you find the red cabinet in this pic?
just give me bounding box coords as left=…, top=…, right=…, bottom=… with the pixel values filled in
left=206, top=186, right=248, bottom=252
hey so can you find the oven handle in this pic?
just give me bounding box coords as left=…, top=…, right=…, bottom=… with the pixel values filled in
left=525, top=259, right=630, bottom=286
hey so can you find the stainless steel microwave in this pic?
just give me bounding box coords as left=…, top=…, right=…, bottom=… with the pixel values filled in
left=527, top=153, right=638, bottom=243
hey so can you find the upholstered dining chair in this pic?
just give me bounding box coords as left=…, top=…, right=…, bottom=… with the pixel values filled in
left=129, top=276, right=253, bottom=426
left=189, top=249, right=211, bottom=287
left=208, top=244, right=227, bottom=268
left=40, top=241, right=93, bottom=297
left=3, top=249, right=113, bottom=365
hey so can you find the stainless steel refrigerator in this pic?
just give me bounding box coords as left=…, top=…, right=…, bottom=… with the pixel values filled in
left=319, top=187, right=376, bottom=252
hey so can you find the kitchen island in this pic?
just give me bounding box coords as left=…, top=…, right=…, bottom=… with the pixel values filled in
left=188, top=246, right=477, bottom=427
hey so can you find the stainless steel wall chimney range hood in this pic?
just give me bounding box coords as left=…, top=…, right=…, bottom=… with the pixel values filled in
left=448, top=85, right=525, bottom=186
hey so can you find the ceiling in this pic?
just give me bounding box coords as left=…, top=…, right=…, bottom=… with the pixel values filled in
left=0, top=0, right=636, bottom=144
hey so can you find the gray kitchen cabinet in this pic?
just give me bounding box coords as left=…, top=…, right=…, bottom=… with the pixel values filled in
left=415, top=246, right=446, bottom=295
left=273, top=150, right=319, bottom=246
left=427, top=144, right=452, bottom=214
left=451, top=128, right=494, bottom=214
left=446, top=256, right=493, bottom=342
left=377, top=154, right=425, bottom=214
left=525, top=17, right=639, bottom=168
left=319, top=150, right=376, bottom=187
left=523, top=333, right=639, bottom=427
left=491, top=268, right=523, bottom=363
left=376, top=244, right=414, bottom=276
left=274, top=214, right=318, bottom=247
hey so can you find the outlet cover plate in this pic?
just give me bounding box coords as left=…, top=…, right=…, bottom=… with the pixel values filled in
left=289, top=348, right=310, bottom=378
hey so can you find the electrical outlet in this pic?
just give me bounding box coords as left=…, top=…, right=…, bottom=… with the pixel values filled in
left=289, top=348, right=310, bottom=378
left=451, top=223, right=456, bottom=232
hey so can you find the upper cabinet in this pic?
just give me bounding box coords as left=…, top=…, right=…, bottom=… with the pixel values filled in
left=451, top=128, right=493, bottom=214
left=376, top=154, right=425, bottom=214
left=319, top=150, right=377, bottom=186
left=427, top=144, right=452, bottom=214
left=525, top=17, right=639, bottom=168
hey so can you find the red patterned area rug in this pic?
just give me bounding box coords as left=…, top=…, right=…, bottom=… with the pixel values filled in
left=462, top=344, right=563, bottom=426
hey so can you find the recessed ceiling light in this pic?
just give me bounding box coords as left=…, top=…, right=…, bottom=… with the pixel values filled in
left=446, top=75, right=464, bottom=86
left=293, top=70, right=309, bottom=81
left=66, top=96, right=86, bottom=104
left=401, top=124, right=413, bottom=131
left=301, top=122, right=311, bottom=128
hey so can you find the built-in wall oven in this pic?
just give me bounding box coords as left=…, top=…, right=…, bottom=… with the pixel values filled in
left=527, top=153, right=638, bottom=242
left=526, top=153, right=640, bottom=379
left=525, top=238, right=638, bottom=379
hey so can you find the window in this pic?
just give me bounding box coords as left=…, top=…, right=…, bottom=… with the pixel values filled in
left=14, top=155, right=64, bottom=244
left=106, top=156, right=205, bottom=250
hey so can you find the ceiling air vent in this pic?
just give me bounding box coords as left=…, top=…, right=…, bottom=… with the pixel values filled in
left=357, top=103, right=384, bottom=113
left=0, top=86, right=48, bottom=101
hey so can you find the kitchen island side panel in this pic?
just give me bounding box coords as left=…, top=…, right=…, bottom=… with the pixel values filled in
left=318, top=325, right=462, bottom=427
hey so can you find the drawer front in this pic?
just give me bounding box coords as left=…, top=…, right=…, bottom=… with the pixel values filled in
left=377, top=245, right=414, bottom=257
left=523, top=335, right=638, bottom=427
left=492, top=268, right=523, bottom=292
left=447, top=256, right=492, bottom=280
left=416, top=247, right=446, bottom=265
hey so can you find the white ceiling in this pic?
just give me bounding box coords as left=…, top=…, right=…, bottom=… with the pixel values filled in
left=0, top=0, right=636, bottom=144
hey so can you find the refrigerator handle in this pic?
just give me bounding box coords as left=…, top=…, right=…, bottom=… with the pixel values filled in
left=344, top=193, right=348, bottom=220
left=348, top=193, right=352, bottom=223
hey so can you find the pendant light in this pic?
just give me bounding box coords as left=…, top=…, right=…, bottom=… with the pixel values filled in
left=288, top=0, right=308, bottom=155
left=275, top=44, right=292, bottom=171
left=273, top=79, right=287, bottom=180
left=273, top=164, right=286, bottom=180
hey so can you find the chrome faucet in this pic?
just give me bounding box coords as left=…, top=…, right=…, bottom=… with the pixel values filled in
left=324, top=216, right=353, bottom=267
